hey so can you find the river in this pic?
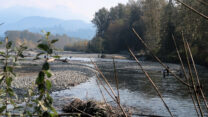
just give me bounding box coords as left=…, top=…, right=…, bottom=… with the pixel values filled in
left=52, top=57, right=208, bottom=117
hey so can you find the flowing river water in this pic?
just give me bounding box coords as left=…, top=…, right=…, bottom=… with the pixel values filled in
left=52, top=57, right=208, bottom=117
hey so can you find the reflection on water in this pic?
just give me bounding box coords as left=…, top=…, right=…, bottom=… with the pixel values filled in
left=52, top=59, right=208, bottom=117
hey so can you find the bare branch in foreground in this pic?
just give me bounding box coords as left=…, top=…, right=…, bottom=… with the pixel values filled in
left=175, top=0, right=208, bottom=20
left=129, top=48, right=174, bottom=117
left=132, top=28, right=190, bottom=87
left=172, top=34, right=200, bottom=117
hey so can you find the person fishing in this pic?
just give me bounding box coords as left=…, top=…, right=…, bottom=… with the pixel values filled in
left=163, top=66, right=170, bottom=78
left=166, top=66, right=170, bottom=76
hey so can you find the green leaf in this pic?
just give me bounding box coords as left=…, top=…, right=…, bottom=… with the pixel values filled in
left=10, top=99, right=16, bottom=106
left=51, top=39, right=58, bottom=44
left=46, top=32, right=50, bottom=37
left=42, top=62, right=49, bottom=70
left=6, top=41, right=12, bottom=49
left=6, top=77, right=12, bottom=86
left=0, top=106, right=6, bottom=113
left=5, top=66, right=15, bottom=76
left=6, top=66, right=13, bottom=72
left=46, top=93, right=53, bottom=105
left=44, top=70, right=52, bottom=78
left=51, top=107, right=58, bottom=116
left=7, top=88, right=14, bottom=97
left=36, top=71, right=45, bottom=85
left=0, top=89, right=5, bottom=97
left=38, top=44, right=49, bottom=52
left=52, top=56, right=60, bottom=59
left=45, top=80, right=52, bottom=90
left=0, top=51, right=5, bottom=56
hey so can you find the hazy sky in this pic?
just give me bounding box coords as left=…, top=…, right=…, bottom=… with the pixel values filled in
left=0, top=0, right=129, bottom=22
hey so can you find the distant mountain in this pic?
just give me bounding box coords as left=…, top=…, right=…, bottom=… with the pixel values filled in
left=0, top=16, right=96, bottom=40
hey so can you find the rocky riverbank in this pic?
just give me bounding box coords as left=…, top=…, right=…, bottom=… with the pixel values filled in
left=0, top=50, right=130, bottom=95
left=8, top=58, right=96, bottom=95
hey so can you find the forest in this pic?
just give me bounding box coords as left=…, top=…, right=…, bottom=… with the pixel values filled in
left=88, top=0, right=208, bottom=66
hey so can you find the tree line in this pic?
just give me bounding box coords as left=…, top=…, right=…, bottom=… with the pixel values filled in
left=88, top=0, right=208, bottom=66
left=2, top=30, right=89, bottom=51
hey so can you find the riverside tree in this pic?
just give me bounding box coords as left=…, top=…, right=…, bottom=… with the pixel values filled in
left=89, top=0, right=208, bottom=66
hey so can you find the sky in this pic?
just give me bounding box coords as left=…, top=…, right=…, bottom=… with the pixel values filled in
left=0, top=0, right=129, bottom=23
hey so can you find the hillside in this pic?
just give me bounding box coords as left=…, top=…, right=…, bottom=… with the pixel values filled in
left=4, top=30, right=88, bottom=49
left=0, top=16, right=96, bottom=39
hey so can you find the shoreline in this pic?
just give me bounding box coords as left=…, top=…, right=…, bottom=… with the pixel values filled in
left=11, top=59, right=96, bottom=95
left=2, top=50, right=202, bottom=95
